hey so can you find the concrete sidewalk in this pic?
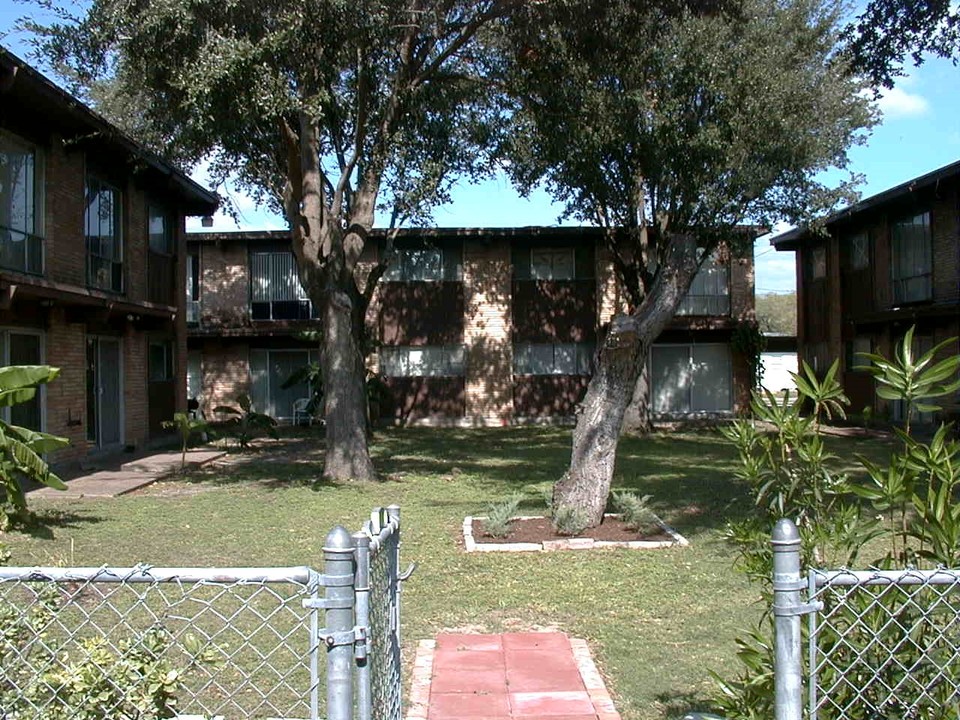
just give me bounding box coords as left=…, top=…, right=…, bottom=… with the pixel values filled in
left=407, top=632, right=621, bottom=720
left=30, top=449, right=226, bottom=499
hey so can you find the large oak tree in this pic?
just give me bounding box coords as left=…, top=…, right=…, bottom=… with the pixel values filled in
left=35, top=0, right=518, bottom=480
left=500, top=0, right=874, bottom=527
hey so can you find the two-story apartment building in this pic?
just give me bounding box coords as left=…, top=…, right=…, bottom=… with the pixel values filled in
left=771, top=160, right=960, bottom=423
left=187, top=227, right=757, bottom=425
left=0, top=48, right=218, bottom=464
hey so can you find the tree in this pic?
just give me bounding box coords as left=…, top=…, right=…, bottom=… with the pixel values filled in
left=35, top=0, right=517, bottom=481
left=842, top=0, right=960, bottom=90
left=755, top=292, right=797, bottom=335
left=500, top=0, right=874, bottom=527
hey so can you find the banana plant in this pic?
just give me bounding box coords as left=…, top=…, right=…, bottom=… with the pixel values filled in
left=0, top=366, right=69, bottom=528
left=161, top=412, right=212, bottom=470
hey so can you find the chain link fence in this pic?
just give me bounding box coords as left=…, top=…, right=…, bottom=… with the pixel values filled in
left=773, top=518, right=960, bottom=720
left=0, top=505, right=405, bottom=720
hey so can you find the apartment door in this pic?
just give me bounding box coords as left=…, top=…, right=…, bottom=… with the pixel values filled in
left=86, top=337, right=122, bottom=449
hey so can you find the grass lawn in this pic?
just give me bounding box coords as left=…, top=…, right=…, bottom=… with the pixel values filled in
left=2, top=426, right=897, bottom=720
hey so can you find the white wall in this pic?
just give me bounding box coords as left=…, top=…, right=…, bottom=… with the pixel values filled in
left=761, top=351, right=798, bottom=394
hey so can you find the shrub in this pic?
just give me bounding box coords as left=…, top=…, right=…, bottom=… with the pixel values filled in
left=552, top=504, right=589, bottom=536
left=0, top=365, right=69, bottom=529
left=482, top=493, right=522, bottom=538
left=213, top=394, right=278, bottom=450
left=611, top=491, right=659, bottom=535
left=161, top=412, right=212, bottom=469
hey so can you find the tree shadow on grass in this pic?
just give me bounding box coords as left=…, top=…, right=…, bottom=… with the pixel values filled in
left=13, top=509, right=103, bottom=541
left=654, top=689, right=719, bottom=719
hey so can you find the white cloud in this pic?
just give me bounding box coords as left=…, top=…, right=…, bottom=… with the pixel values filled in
left=877, top=87, right=930, bottom=119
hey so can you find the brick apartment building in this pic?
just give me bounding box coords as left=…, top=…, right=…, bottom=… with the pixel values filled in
left=771, top=159, right=960, bottom=424
left=0, top=48, right=218, bottom=464
left=187, top=228, right=757, bottom=425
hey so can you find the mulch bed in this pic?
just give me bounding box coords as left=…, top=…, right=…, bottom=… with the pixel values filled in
left=474, top=516, right=673, bottom=544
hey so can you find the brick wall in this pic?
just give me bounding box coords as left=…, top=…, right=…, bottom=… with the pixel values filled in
left=44, top=136, right=86, bottom=287
left=932, top=186, right=960, bottom=304
left=43, top=309, right=89, bottom=464
left=730, top=250, right=755, bottom=322
left=463, top=238, right=513, bottom=423
left=123, top=328, right=147, bottom=448
left=199, top=242, right=250, bottom=327
left=199, top=341, right=251, bottom=418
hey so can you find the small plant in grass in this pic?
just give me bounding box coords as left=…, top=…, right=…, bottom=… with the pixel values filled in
left=213, top=394, right=278, bottom=450
left=482, top=493, right=522, bottom=538
left=161, top=412, right=212, bottom=470
left=552, top=504, right=589, bottom=536
left=611, top=491, right=659, bottom=535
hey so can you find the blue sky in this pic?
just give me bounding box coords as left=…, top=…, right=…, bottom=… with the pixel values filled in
left=3, top=5, right=958, bottom=295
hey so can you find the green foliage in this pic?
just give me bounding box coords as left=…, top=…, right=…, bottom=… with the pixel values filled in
left=714, top=328, right=960, bottom=718
left=732, top=322, right=767, bottom=391
left=482, top=493, right=523, bottom=539
left=213, top=395, right=278, bottom=450
left=0, top=366, right=69, bottom=529
left=161, top=412, right=211, bottom=469
left=552, top=504, right=590, bottom=536
left=280, top=362, right=323, bottom=419
left=611, top=491, right=659, bottom=535
left=755, top=293, right=797, bottom=336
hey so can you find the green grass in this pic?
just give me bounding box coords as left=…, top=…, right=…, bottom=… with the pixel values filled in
left=3, top=426, right=898, bottom=720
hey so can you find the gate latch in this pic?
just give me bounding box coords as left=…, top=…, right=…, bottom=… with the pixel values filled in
left=317, top=625, right=368, bottom=659
left=773, top=600, right=823, bottom=617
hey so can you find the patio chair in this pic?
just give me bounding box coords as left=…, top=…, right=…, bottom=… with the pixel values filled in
left=292, top=397, right=314, bottom=426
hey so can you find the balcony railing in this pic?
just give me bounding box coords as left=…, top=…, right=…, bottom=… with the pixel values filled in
left=674, top=294, right=731, bottom=317
left=186, top=300, right=200, bottom=324
left=87, top=254, right=123, bottom=293
left=147, top=251, right=175, bottom=305
left=0, top=228, right=44, bottom=276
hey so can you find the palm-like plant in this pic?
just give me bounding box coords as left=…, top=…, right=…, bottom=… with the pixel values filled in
left=0, top=366, right=69, bottom=527
left=161, top=412, right=211, bottom=469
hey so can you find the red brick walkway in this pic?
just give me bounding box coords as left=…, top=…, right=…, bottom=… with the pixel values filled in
left=406, top=632, right=621, bottom=720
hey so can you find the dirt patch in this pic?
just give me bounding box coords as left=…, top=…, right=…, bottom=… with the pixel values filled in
left=474, top=516, right=673, bottom=544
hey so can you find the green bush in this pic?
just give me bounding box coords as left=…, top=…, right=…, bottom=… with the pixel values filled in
left=161, top=412, right=212, bottom=469
left=213, top=394, right=278, bottom=450
left=713, top=328, right=960, bottom=719
left=482, top=493, right=522, bottom=538
left=552, top=504, right=589, bottom=536
left=611, top=491, right=659, bottom=535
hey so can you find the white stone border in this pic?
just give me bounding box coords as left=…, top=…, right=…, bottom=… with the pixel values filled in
left=463, top=513, right=689, bottom=552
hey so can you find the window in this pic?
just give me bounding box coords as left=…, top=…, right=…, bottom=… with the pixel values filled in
left=249, top=349, right=319, bottom=420
left=148, top=341, right=175, bottom=382
left=845, top=336, right=871, bottom=371
left=85, top=176, right=123, bottom=292
left=847, top=231, right=869, bottom=271
left=186, top=253, right=200, bottom=323
left=0, top=329, right=44, bottom=431
left=148, top=205, right=173, bottom=254
left=186, top=351, right=202, bottom=402
left=651, top=344, right=732, bottom=415
left=0, top=132, right=43, bottom=275
left=676, top=249, right=730, bottom=316
left=380, top=345, right=466, bottom=377
left=513, top=342, right=594, bottom=376
left=250, top=251, right=315, bottom=320
left=891, top=211, right=932, bottom=304
left=384, top=246, right=462, bottom=281
left=809, top=246, right=826, bottom=280
left=531, top=248, right=575, bottom=280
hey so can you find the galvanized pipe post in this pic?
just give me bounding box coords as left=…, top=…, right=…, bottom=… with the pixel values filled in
left=387, top=505, right=402, bottom=644
left=324, top=526, right=356, bottom=720
left=354, top=529, right=372, bottom=720
left=772, top=518, right=803, bottom=720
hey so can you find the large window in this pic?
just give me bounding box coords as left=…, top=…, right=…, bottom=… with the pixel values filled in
left=676, top=250, right=730, bottom=316
left=530, top=248, right=575, bottom=280
left=250, top=251, right=314, bottom=320
left=513, top=342, right=594, bottom=376
left=186, top=253, right=200, bottom=323
left=148, top=341, right=175, bottom=383
left=380, top=345, right=465, bottom=377
left=384, top=246, right=462, bottom=282
left=85, top=176, right=123, bottom=292
left=847, top=231, right=869, bottom=271
left=0, top=132, right=43, bottom=275
left=891, top=211, right=932, bottom=304
left=651, top=344, right=732, bottom=415
left=0, top=329, right=44, bottom=431
left=808, top=245, right=826, bottom=280
left=249, top=349, right=319, bottom=420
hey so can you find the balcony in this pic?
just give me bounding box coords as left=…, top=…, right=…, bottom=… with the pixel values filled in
left=892, top=273, right=932, bottom=305
left=87, top=254, right=123, bottom=293
left=147, top=251, right=175, bottom=306
left=0, top=228, right=43, bottom=275
left=186, top=299, right=200, bottom=324
left=674, top=293, right=731, bottom=317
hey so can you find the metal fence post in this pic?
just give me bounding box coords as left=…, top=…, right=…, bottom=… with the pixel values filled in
left=324, top=525, right=356, bottom=720
left=772, top=518, right=803, bottom=720
left=354, top=530, right=372, bottom=720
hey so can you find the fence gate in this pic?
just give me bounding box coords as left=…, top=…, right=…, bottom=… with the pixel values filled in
left=0, top=505, right=406, bottom=720
left=772, top=518, right=960, bottom=720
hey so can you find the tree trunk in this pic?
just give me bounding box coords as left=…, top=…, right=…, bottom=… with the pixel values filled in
left=553, top=234, right=699, bottom=527
left=621, top=361, right=652, bottom=434
left=319, top=286, right=377, bottom=481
